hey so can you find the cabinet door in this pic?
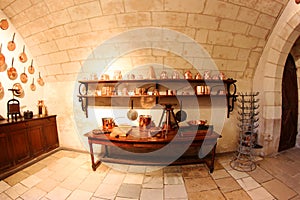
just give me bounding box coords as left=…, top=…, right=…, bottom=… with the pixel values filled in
left=10, top=129, right=31, bottom=165
left=44, top=122, right=59, bottom=151
left=0, top=133, right=13, bottom=171
left=27, top=126, right=45, bottom=157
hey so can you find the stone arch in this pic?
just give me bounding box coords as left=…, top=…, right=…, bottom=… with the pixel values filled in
left=254, top=2, right=300, bottom=155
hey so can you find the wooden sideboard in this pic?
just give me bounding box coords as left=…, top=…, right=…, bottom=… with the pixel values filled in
left=85, top=127, right=221, bottom=173
left=0, top=115, right=59, bottom=179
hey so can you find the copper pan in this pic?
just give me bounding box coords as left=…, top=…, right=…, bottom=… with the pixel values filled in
left=20, top=67, right=28, bottom=83
left=0, top=43, right=6, bottom=67
left=0, top=19, right=9, bottom=30
left=37, top=72, right=44, bottom=86
left=30, top=78, right=36, bottom=91
left=19, top=45, right=27, bottom=63
left=7, top=57, right=18, bottom=80
left=28, top=59, right=34, bottom=74
left=7, top=33, right=16, bottom=51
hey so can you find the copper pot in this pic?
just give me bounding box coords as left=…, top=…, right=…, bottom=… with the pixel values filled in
left=139, top=115, right=152, bottom=129
left=0, top=19, right=9, bottom=30
left=102, top=118, right=115, bottom=131
left=19, top=45, right=28, bottom=63
left=7, top=58, right=18, bottom=80
left=28, top=59, right=35, bottom=74
left=7, top=33, right=16, bottom=51
left=20, top=67, right=28, bottom=83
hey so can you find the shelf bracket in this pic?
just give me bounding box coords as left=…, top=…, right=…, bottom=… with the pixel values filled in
left=226, top=79, right=237, bottom=118
left=78, top=83, right=88, bottom=118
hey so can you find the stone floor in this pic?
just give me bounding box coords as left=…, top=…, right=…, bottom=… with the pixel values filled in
left=0, top=148, right=300, bottom=200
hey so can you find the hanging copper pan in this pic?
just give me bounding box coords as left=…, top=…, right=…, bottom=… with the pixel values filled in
left=20, top=67, right=28, bottom=83
left=12, top=83, right=24, bottom=98
left=7, top=33, right=16, bottom=51
left=7, top=57, right=18, bottom=80
left=19, top=45, right=27, bottom=63
left=30, top=78, right=36, bottom=91
left=37, top=72, right=44, bottom=86
left=0, top=43, right=7, bottom=72
left=28, top=59, right=34, bottom=74
left=0, top=19, right=9, bottom=30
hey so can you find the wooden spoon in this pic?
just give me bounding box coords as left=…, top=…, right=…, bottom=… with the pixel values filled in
left=7, top=33, right=16, bottom=51
left=30, top=78, right=36, bottom=91
left=19, top=45, right=28, bottom=63
left=37, top=72, right=44, bottom=86
left=28, top=59, right=35, bottom=74
left=20, top=67, right=28, bottom=83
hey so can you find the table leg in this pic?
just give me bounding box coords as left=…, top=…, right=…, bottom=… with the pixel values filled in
left=89, top=140, right=101, bottom=171
left=209, top=144, right=216, bottom=173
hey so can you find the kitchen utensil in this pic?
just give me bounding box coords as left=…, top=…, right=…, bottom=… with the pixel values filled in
left=7, top=57, right=18, bottom=80
left=0, top=43, right=6, bottom=67
left=175, top=100, right=187, bottom=122
left=19, top=45, right=27, bottom=63
left=127, top=100, right=138, bottom=121
left=0, top=19, right=9, bottom=30
left=12, top=83, right=24, bottom=97
left=30, top=78, right=36, bottom=91
left=139, top=115, right=152, bottom=129
left=7, top=33, right=16, bottom=51
left=102, top=118, right=115, bottom=131
left=20, top=67, right=28, bottom=83
left=28, top=59, right=35, bottom=74
left=184, top=70, right=192, bottom=79
left=37, top=72, right=44, bottom=86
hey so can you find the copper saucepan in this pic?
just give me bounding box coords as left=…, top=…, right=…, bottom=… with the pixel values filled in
left=19, top=45, right=27, bottom=63
left=0, top=19, right=9, bottom=30
left=30, top=78, right=36, bottom=91
left=0, top=44, right=7, bottom=72
left=20, top=67, right=28, bottom=83
left=37, top=72, right=44, bottom=86
left=7, top=33, right=16, bottom=51
left=28, top=59, right=34, bottom=74
left=7, top=57, right=18, bottom=80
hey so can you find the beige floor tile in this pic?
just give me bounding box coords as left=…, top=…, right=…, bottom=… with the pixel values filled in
left=163, top=166, right=182, bottom=173
left=143, top=175, right=163, bottom=189
left=227, top=169, right=249, bottom=180
left=210, top=169, right=231, bottom=180
left=20, top=187, right=47, bottom=200
left=184, top=177, right=217, bottom=193
left=188, top=189, right=225, bottom=200
left=34, top=167, right=54, bottom=179
left=237, top=176, right=261, bottom=191
left=0, top=192, right=15, bottom=200
left=223, top=189, right=252, bottom=200
left=247, top=187, right=274, bottom=200
left=66, top=189, right=93, bottom=200
left=94, top=182, right=120, bottom=199
left=102, top=170, right=125, bottom=185
left=248, top=166, right=273, bottom=184
left=4, top=171, right=30, bottom=186
left=4, top=183, right=28, bottom=199
left=0, top=181, right=10, bottom=193
left=23, top=163, right=46, bottom=175
left=164, top=173, right=184, bottom=185
left=290, top=195, right=300, bottom=200
left=45, top=186, right=72, bottom=200
left=20, top=175, right=42, bottom=188
left=214, top=177, right=241, bottom=193
left=36, top=178, right=60, bottom=193
left=115, top=197, right=138, bottom=200
left=262, top=179, right=298, bottom=200
left=164, top=184, right=187, bottom=199
left=181, top=165, right=209, bottom=178
left=128, top=165, right=146, bottom=173
left=117, top=183, right=141, bottom=199
left=77, top=172, right=104, bottom=193
left=123, top=173, right=144, bottom=184
left=140, top=188, right=163, bottom=200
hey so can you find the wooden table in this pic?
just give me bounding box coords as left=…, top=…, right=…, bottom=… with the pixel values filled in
left=84, top=127, right=221, bottom=173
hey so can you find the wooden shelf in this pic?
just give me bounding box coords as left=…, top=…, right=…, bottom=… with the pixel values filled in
left=78, top=78, right=237, bottom=118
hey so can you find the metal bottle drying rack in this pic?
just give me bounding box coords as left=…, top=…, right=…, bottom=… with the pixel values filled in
left=230, top=92, right=261, bottom=172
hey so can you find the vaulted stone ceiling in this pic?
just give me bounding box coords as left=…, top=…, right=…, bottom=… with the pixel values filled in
left=0, top=0, right=290, bottom=82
